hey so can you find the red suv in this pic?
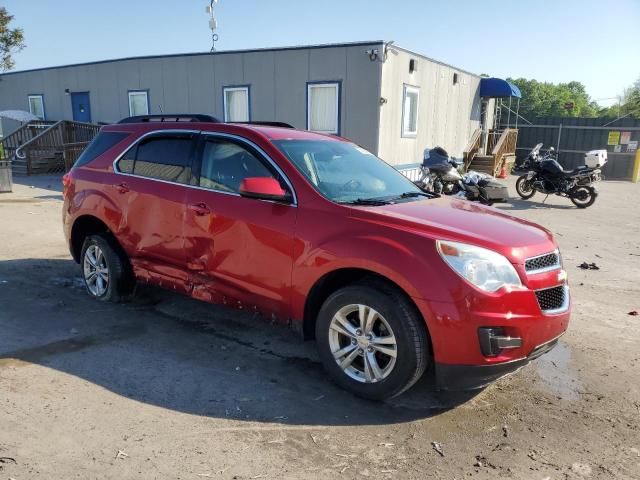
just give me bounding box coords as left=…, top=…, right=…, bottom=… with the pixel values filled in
left=63, top=115, right=570, bottom=400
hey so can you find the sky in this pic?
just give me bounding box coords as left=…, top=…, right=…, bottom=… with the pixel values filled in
left=4, top=0, right=640, bottom=106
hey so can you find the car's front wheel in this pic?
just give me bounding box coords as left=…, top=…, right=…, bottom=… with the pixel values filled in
left=315, top=283, right=429, bottom=400
left=81, top=234, right=134, bottom=302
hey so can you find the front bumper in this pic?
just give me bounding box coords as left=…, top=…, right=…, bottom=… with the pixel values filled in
left=434, top=334, right=562, bottom=390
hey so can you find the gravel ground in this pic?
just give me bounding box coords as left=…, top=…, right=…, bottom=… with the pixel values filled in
left=0, top=174, right=639, bottom=479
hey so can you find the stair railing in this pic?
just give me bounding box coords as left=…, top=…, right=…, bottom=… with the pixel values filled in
left=0, top=121, right=56, bottom=160
left=490, top=128, right=518, bottom=176
left=15, top=120, right=101, bottom=174
left=463, top=128, right=482, bottom=170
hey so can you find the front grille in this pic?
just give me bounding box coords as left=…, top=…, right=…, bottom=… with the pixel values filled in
left=535, top=286, right=567, bottom=312
left=525, top=252, right=560, bottom=273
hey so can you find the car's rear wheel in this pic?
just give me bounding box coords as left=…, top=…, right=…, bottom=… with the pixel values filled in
left=81, top=234, right=134, bottom=302
left=315, top=283, right=429, bottom=400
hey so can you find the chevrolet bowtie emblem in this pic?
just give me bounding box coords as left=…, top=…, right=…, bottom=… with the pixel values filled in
left=557, top=270, right=568, bottom=283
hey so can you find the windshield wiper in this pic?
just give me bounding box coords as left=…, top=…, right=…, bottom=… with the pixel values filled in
left=398, top=191, right=433, bottom=198
left=383, top=191, right=438, bottom=201
left=339, top=198, right=394, bottom=206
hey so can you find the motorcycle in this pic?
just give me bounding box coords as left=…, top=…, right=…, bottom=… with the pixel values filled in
left=514, top=144, right=606, bottom=209
left=416, top=147, right=509, bottom=205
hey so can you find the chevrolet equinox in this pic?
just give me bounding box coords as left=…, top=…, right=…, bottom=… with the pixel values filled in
left=62, top=115, right=570, bottom=400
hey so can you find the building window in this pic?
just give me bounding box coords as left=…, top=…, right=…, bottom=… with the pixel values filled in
left=402, top=85, right=419, bottom=137
left=307, top=82, right=340, bottom=134
left=223, top=86, right=250, bottom=122
left=128, top=90, right=149, bottom=116
left=28, top=95, right=45, bottom=120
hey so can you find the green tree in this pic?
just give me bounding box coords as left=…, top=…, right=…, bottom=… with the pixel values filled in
left=507, top=78, right=598, bottom=119
left=596, top=78, right=640, bottom=119
left=0, top=7, right=25, bottom=72
left=620, top=78, right=640, bottom=117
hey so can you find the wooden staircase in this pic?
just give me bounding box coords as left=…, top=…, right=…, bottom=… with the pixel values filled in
left=463, top=128, right=518, bottom=176
left=1, top=120, right=101, bottom=175
left=468, top=155, right=495, bottom=175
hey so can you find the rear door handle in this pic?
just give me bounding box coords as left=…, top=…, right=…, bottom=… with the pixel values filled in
left=115, top=182, right=129, bottom=194
left=188, top=202, right=210, bottom=216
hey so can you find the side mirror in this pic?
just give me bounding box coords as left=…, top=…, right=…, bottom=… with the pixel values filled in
left=239, top=177, right=292, bottom=203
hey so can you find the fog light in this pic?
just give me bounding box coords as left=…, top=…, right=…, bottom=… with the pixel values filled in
left=478, top=327, right=522, bottom=357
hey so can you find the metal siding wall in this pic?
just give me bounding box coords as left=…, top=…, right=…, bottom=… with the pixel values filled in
left=160, top=57, right=190, bottom=114
left=138, top=59, right=165, bottom=117
left=377, top=48, right=481, bottom=166
left=244, top=51, right=276, bottom=120
left=212, top=54, right=245, bottom=119
left=184, top=56, right=216, bottom=117
left=0, top=44, right=381, bottom=153
left=114, top=60, right=141, bottom=119
left=344, top=46, right=381, bottom=152
left=273, top=49, right=308, bottom=129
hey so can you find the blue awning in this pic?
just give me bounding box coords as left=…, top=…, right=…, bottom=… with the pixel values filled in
left=480, top=77, right=521, bottom=98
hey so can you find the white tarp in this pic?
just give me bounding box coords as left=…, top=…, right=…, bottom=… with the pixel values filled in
left=0, top=110, right=40, bottom=123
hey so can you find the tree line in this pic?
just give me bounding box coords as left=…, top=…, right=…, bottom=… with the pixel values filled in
left=507, top=77, right=640, bottom=120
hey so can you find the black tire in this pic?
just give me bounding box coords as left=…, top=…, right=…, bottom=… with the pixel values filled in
left=515, top=176, right=536, bottom=199
left=315, top=283, right=430, bottom=401
left=80, top=234, right=135, bottom=302
left=569, top=185, right=597, bottom=208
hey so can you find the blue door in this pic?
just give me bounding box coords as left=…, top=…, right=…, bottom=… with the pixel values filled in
left=71, top=92, right=92, bottom=122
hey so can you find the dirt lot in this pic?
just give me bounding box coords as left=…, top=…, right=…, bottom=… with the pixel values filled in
left=1, top=174, right=639, bottom=480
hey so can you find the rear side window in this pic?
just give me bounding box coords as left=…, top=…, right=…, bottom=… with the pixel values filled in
left=117, top=135, right=195, bottom=184
left=74, top=131, right=130, bottom=168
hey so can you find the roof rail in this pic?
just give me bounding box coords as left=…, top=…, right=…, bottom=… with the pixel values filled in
left=117, top=114, right=221, bottom=124
left=235, top=121, right=295, bottom=129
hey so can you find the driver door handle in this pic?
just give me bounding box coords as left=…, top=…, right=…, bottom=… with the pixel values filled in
left=188, top=202, right=210, bottom=216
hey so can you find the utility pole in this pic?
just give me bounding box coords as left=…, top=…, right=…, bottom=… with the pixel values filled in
left=207, top=0, right=220, bottom=52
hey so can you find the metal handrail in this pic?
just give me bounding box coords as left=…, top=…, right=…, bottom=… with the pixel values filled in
left=15, top=120, right=64, bottom=159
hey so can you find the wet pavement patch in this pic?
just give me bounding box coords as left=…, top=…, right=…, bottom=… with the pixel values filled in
left=534, top=342, right=582, bottom=400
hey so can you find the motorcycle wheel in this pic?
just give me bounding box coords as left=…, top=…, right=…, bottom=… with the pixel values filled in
left=569, top=185, right=597, bottom=208
left=515, top=176, right=536, bottom=199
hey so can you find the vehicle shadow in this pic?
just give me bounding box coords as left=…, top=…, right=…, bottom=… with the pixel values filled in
left=0, top=258, right=483, bottom=427
left=497, top=197, right=576, bottom=211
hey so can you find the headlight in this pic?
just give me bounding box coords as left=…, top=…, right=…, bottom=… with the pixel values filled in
left=436, top=240, right=522, bottom=292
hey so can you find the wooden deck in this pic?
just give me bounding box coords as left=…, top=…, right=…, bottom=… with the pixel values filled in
left=0, top=121, right=100, bottom=175
left=464, top=128, right=518, bottom=176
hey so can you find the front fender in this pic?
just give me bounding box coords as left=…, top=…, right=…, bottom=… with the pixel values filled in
left=289, top=226, right=455, bottom=322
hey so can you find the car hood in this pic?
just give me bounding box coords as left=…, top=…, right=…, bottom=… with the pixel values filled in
left=355, top=197, right=556, bottom=264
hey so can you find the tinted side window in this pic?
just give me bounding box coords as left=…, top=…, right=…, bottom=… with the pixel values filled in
left=74, top=131, right=130, bottom=168
left=126, top=136, right=194, bottom=184
left=117, top=145, right=136, bottom=174
left=200, top=140, right=276, bottom=193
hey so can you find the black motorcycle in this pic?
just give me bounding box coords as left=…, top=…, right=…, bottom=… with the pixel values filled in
left=514, top=144, right=601, bottom=208
left=416, top=147, right=509, bottom=205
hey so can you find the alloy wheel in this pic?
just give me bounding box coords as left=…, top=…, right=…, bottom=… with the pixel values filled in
left=328, top=304, right=397, bottom=383
left=83, top=244, right=109, bottom=296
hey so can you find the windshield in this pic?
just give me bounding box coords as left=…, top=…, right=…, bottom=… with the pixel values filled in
left=272, top=139, right=422, bottom=203
left=529, top=143, right=543, bottom=158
